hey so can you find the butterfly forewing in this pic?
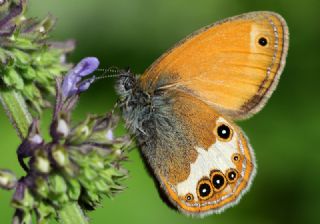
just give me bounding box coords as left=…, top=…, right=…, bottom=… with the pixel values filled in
left=139, top=11, right=289, bottom=120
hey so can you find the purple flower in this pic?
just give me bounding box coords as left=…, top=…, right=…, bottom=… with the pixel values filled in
left=62, top=57, right=99, bottom=98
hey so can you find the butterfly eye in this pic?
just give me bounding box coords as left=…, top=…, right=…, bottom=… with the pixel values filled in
left=226, top=168, right=239, bottom=183
left=258, top=37, right=268, bottom=47
left=124, top=79, right=134, bottom=91
left=210, top=170, right=227, bottom=192
left=197, top=179, right=213, bottom=200
left=185, top=193, right=194, bottom=202
left=216, top=124, right=233, bottom=141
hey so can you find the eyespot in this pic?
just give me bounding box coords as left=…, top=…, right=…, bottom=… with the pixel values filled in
left=185, top=193, right=194, bottom=202
left=258, top=37, right=268, bottom=47
left=226, top=168, right=239, bottom=183
left=210, top=170, right=227, bottom=192
left=196, top=178, right=213, bottom=200
left=216, top=123, right=233, bottom=141
left=232, top=153, right=242, bottom=163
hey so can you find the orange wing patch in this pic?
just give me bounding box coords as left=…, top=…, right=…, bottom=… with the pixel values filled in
left=139, top=11, right=289, bottom=120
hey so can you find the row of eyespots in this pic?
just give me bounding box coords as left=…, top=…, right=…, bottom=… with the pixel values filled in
left=184, top=169, right=240, bottom=202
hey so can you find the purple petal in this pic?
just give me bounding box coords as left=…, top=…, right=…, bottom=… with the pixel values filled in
left=78, top=76, right=95, bottom=93
left=73, top=57, right=100, bottom=77
left=13, top=181, right=26, bottom=202
left=62, top=57, right=99, bottom=97
left=61, top=72, right=80, bottom=97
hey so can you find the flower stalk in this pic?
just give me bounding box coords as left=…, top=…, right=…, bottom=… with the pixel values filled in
left=0, top=89, right=32, bottom=139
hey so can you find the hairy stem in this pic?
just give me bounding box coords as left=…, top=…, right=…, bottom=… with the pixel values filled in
left=58, top=203, right=88, bottom=224
left=0, top=89, right=32, bottom=139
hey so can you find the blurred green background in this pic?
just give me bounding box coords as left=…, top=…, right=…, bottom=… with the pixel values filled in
left=1, top=0, right=320, bottom=223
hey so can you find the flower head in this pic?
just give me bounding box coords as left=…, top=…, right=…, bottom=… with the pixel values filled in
left=5, top=59, right=130, bottom=223
left=0, top=0, right=74, bottom=113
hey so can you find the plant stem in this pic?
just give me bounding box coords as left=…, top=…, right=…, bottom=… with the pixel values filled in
left=58, top=203, right=88, bottom=224
left=0, top=89, right=88, bottom=224
left=0, top=89, right=32, bottom=139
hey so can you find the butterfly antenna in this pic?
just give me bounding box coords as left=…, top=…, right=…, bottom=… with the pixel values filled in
left=94, top=66, right=121, bottom=80
left=110, top=100, right=120, bottom=116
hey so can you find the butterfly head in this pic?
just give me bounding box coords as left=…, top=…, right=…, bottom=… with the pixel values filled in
left=116, top=68, right=153, bottom=135
left=116, top=68, right=138, bottom=100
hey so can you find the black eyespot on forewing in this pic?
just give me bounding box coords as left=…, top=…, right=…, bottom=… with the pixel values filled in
left=258, top=37, right=268, bottom=46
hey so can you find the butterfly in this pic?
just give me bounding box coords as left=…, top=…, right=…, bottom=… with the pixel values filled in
left=116, top=11, right=289, bottom=216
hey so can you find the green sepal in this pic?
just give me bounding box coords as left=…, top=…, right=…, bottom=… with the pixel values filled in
left=12, top=49, right=30, bottom=68
left=36, top=202, right=55, bottom=224
left=66, top=178, right=81, bottom=201
left=12, top=188, right=35, bottom=210
left=3, top=68, right=24, bottom=90
left=48, top=174, right=67, bottom=195
left=34, top=177, right=50, bottom=199
left=52, top=145, right=70, bottom=167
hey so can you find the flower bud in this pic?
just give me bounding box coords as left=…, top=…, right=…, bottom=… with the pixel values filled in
left=0, top=169, right=17, bottom=190
left=69, top=124, right=91, bottom=144
left=56, top=119, right=69, bottom=138
left=52, top=145, right=69, bottom=167
left=33, top=151, right=51, bottom=174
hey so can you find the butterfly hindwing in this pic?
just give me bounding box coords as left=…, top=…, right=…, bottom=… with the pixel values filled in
left=144, top=91, right=256, bottom=216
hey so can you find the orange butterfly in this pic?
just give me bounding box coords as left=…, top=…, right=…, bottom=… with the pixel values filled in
left=116, top=11, right=289, bottom=216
